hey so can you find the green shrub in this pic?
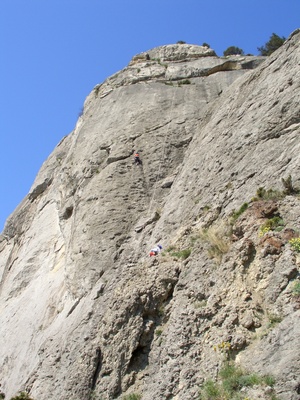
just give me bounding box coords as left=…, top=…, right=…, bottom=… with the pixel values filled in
left=166, top=245, right=176, bottom=253
left=169, top=248, right=191, bottom=260
left=155, top=329, right=163, bottom=336
left=166, top=246, right=191, bottom=260
left=264, top=375, right=275, bottom=387
left=200, top=379, right=221, bottom=399
left=238, top=373, right=261, bottom=387
left=281, top=175, right=299, bottom=195
left=202, top=205, right=211, bottom=213
left=292, top=280, right=300, bottom=296
left=253, top=187, right=284, bottom=201
left=289, top=238, right=300, bottom=252
left=258, top=33, right=286, bottom=56
left=231, top=203, right=248, bottom=222
left=259, top=217, right=284, bottom=236
left=223, top=46, right=244, bottom=56
left=200, top=222, right=231, bottom=263
left=199, top=362, right=277, bottom=400
left=267, top=313, right=282, bottom=329
left=157, top=305, right=165, bottom=317
left=253, top=177, right=299, bottom=202
left=266, top=217, right=284, bottom=231
left=178, top=79, right=191, bottom=85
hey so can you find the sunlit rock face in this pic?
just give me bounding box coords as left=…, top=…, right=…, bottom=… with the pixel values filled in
left=1, top=31, right=300, bottom=400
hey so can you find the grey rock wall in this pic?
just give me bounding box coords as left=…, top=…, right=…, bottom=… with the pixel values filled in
left=0, top=34, right=300, bottom=400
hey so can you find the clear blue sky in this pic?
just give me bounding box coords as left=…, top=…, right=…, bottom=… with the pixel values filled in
left=1, top=0, right=299, bottom=232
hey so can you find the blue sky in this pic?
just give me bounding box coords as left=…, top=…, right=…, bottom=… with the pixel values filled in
left=1, top=0, right=299, bottom=232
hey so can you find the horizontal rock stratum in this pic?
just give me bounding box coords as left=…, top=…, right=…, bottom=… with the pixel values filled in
left=1, top=32, right=300, bottom=400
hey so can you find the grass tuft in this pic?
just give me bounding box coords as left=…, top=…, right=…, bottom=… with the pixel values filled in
left=231, top=203, right=248, bottom=222
left=199, top=222, right=231, bottom=263
left=199, top=362, right=277, bottom=399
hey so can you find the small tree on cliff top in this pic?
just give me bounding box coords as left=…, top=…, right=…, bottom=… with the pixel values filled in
left=257, top=33, right=286, bottom=56
left=223, top=46, right=244, bottom=56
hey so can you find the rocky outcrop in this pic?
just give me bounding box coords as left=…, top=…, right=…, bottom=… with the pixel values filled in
left=92, top=43, right=266, bottom=96
left=0, top=33, right=300, bottom=400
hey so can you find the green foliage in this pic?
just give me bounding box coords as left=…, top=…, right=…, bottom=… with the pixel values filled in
left=252, top=177, right=299, bottom=202
left=264, top=375, right=276, bottom=387
left=281, top=175, right=299, bottom=195
left=267, top=313, right=282, bottom=329
left=171, top=249, right=192, bottom=260
left=200, top=379, right=221, bottom=399
left=202, top=42, right=210, bottom=48
left=259, top=217, right=284, bottom=236
left=122, top=394, right=141, bottom=400
left=157, top=305, right=165, bottom=317
left=258, top=33, right=286, bottom=56
left=202, top=205, right=211, bottom=213
left=291, top=280, right=300, bottom=297
left=165, top=245, right=176, bottom=253
left=177, top=40, right=186, bottom=44
left=178, top=79, right=191, bottom=85
left=223, top=46, right=244, bottom=56
left=10, top=393, right=33, bottom=400
left=267, top=216, right=284, bottom=231
left=155, top=329, right=163, bottom=336
left=168, top=248, right=191, bottom=260
left=231, top=203, right=248, bottom=222
left=199, top=222, right=231, bottom=263
left=252, top=187, right=284, bottom=201
left=199, top=362, right=277, bottom=400
left=289, top=237, right=300, bottom=253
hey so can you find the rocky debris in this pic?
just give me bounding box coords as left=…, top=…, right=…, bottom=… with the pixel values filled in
left=0, top=31, right=300, bottom=400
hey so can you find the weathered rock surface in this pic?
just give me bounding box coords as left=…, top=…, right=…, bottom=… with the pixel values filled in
left=0, top=33, right=300, bottom=399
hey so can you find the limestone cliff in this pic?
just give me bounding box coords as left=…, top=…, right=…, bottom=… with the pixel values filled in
left=0, top=34, right=300, bottom=400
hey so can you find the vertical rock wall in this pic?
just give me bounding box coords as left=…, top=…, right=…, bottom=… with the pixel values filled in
left=0, top=34, right=299, bottom=399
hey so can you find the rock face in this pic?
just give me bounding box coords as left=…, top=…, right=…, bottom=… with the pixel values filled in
left=0, top=34, right=300, bottom=400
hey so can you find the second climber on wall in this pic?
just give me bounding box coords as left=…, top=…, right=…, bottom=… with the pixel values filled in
left=133, top=151, right=142, bottom=166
